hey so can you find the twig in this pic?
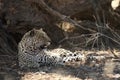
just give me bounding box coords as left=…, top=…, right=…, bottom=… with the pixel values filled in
left=30, top=0, right=96, bottom=32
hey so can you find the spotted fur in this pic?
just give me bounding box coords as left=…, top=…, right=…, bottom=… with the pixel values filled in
left=18, top=28, right=103, bottom=68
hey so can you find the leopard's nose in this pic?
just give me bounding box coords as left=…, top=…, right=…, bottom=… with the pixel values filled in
left=46, top=42, right=50, bottom=46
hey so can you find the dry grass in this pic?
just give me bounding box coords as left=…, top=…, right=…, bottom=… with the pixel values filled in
left=21, top=72, right=81, bottom=80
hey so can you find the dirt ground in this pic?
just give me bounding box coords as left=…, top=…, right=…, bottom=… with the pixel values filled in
left=0, top=51, right=120, bottom=80
left=0, top=0, right=120, bottom=80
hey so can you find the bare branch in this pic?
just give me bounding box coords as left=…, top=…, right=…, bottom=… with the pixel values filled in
left=30, top=0, right=96, bottom=32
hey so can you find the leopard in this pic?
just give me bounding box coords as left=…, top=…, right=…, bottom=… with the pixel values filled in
left=18, top=28, right=88, bottom=68
left=18, top=28, right=51, bottom=68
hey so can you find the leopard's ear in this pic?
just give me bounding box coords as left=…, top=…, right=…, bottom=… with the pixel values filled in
left=29, top=28, right=36, bottom=37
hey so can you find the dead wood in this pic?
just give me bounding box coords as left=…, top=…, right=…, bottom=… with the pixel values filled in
left=0, top=21, right=17, bottom=55
left=0, top=0, right=119, bottom=55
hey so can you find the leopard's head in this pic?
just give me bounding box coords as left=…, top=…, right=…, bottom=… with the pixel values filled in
left=21, top=28, right=51, bottom=50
